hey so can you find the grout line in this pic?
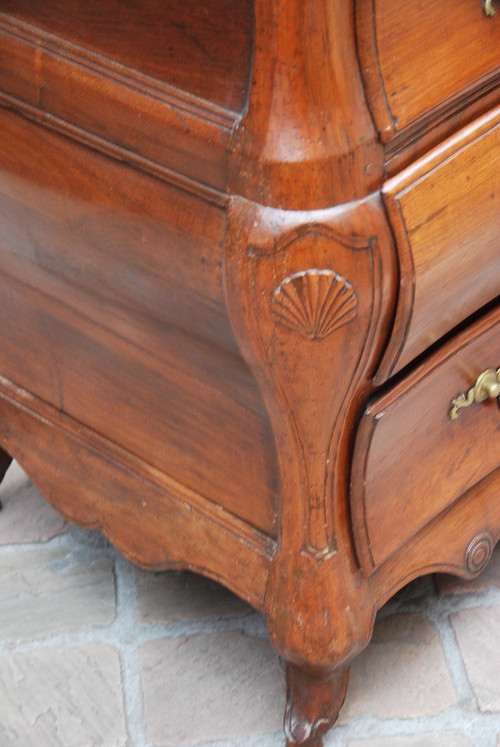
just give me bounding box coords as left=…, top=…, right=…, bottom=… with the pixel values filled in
left=426, top=600, right=476, bottom=703
left=114, top=553, right=150, bottom=747
left=2, top=472, right=500, bottom=747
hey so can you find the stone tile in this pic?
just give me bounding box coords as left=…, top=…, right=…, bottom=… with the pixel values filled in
left=141, top=631, right=283, bottom=745
left=346, top=733, right=471, bottom=746
left=436, top=545, right=500, bottom=595
left=0, top=546, right=116, bottom=642
left=0, top=463, right=66, bottom=545
left=135, top=568, right=252, bottom=625
left=340, top=614, right=456, bottom=722
left=0, top=644, right=127, bottom=746
left=451, top=605, right=500, bottom=712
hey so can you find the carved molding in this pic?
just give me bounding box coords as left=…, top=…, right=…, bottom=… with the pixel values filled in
left=271, top=269, right=357, bottom=341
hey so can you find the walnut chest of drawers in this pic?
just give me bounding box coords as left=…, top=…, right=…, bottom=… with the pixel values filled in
left=0, top=1, right=498, bottom=744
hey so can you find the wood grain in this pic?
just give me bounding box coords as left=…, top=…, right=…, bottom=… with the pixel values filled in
left=0, top=376, right=274, bottom=609
left=0, top=0, right=253, bottom=112
left=0, top=107, right=279, bottom=536
left=230, top=0, right=383, bottom=210
left=371, top=467, right=500, bottom=608
left=378, top=106, right=500, bottom=380
left=0, top=13, right=234, bottom=192
left=357, top=0, right=500, bottom=145
left=0, top=2, right=499, bottom=744
left=352, top=306, right=500, bottom=572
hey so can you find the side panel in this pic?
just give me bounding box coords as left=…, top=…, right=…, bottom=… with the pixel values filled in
left=0, top=108, right=279, bottom=536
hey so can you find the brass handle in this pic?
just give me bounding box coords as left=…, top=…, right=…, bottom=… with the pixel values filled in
left=484, top=0, right=496, bottom=16
left=449, top=368, right=500, bottom=420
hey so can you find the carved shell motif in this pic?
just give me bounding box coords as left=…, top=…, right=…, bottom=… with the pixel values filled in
left=271, top=269, right=357, bottom=341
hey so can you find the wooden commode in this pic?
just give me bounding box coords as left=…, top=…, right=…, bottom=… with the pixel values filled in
left=0, top=1, right=498, bottom=744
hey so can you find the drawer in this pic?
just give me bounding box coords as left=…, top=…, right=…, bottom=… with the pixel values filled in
left=358, top=0, right=500, bottom=146
left=378, top=106, right=500, bottom=381
left=351, top=306, right=500, bottom=573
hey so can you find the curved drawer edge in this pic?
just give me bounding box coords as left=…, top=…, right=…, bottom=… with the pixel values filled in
left=352, top=305, right=500, bottom=575
left=376, top=105, right=500, bottom=383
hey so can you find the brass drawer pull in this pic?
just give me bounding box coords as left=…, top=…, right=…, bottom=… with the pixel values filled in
left=450, top=368, right=500, bottom=420
left=484, top=0, right=496, bottom=16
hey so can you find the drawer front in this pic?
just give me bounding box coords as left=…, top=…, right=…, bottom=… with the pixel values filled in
left=378, top=107, right=500, bottom=381
left=358, top=0, right=500, bottom=143
left=351, top=306, right=500, bottom=573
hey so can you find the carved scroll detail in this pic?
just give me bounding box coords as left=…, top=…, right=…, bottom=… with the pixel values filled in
left=271, top=270, right=357, bottom=341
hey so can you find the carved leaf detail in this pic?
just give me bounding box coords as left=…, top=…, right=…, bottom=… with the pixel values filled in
left=271, top=270, right=357, bottom=340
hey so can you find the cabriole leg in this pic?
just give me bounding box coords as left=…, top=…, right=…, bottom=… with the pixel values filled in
left=224, top=196, right=396, bottom=745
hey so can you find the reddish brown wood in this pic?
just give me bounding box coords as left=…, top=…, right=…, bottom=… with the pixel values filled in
left=229, top=0, right=384, bottom=209
left=357, top=0, right=500, bottom=146
left=377, top=107, right=500, bottom=380
left=225, top=194, right=396, bottom=674
left=285, top=664, right=349, bottom=746
left=0, top=376, right=273, bottom=607
left=352, top=307, right=500, bottom=572
left=0, top=2, right=499, bottom=744
left=371, top=468, right=500, bottom=608
left=0, top=107, right=280, bottom=536
left=0, top=12, right=235, bottom=193
left=0, top=0, right=254, bottom=112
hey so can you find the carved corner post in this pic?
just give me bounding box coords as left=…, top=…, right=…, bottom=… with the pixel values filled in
left=225, top=1, right=393, bottom=741
left=230, top=0, right=383, bottom=210
left=224, top=197, right=396, bottom=745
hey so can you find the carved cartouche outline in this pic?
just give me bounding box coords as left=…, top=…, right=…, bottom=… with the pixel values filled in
left=247, top=222, right=375, bottom=559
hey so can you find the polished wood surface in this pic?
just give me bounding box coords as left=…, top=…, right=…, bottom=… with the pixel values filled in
left=0, top=375, right=274, bottom=607
left=378, top=107, right=500, bottom=379
left=0, top=107, right=279, bottom=536
left=0, top=0, right=253, bottom=112
left=230, top=0, right=383, bottom=209
left=358, top=0, right=500, bottom=145
left=0, top=2, right=499, bottom=745
left=353, top=306, right=500, bottom=572
left=0, top=11, right=235, bottom=192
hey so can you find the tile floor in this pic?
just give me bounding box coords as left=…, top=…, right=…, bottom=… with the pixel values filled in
left=0, top=461, right=499, bottom=747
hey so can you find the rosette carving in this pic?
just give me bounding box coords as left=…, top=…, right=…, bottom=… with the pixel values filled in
left=466, top=531, right=494, bottom=573
left=271, top=270, right=357, bottom=341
